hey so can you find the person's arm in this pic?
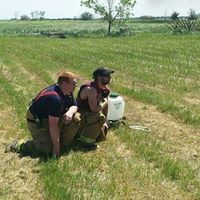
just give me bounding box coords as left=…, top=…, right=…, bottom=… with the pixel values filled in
left=63, top=105, right=78, bottom=124
left=87, top=87, right=107, bottom=113
left=87, top=88, right=109, bottom=129
left=49, top=115, right=60, bottom=157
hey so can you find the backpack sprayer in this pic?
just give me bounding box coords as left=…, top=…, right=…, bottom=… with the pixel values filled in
left=107, top=92, right=151, bottom=132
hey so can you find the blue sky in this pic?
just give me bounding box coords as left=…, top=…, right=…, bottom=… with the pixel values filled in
left=0, top=0, right=199, bottom=19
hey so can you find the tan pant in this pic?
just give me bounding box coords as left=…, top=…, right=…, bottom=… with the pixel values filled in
left=79, top=111, right=106, bottom=144
left=20, top=109, right=80, bottom=156
left=60, top=112, right=81, bottom=147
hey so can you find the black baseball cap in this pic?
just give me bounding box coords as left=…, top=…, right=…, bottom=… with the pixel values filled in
left=93, top=67, right=114, bottom=78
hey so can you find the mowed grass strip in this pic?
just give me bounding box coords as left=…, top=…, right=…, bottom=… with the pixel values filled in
left=116, top=86, right=200, bottom=127
left=0, top=72, right=23, bottom=137
left=0, top=70, right=27, bottom=131
left=124, top=96, right=200, bottom=170
left=115, top=127, right=200, bottom=199
left=0, top=63, right=44, bottom=199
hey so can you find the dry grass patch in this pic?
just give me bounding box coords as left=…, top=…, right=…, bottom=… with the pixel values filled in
left=124, top=96, right=200, bottom=171
left=0, top=139, right=43, bottom=200
left=0, top=105, right=43, bottom=200
left=1, top=63, right=47, bottom=96
left=184, top=93, right=200, bottom=105
left=0, top=104, right=23, bottom=138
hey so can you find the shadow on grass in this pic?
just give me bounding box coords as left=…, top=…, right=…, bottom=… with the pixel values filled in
left=16, top=121, right=124, bottom=162
left=17, top=139, right=100, bottom=163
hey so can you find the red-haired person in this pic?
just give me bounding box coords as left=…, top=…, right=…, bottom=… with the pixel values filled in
left=6, top=71, right=80, bottom=158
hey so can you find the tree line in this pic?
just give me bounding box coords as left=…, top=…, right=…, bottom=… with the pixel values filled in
left=15, top=0, right=200, bottom=36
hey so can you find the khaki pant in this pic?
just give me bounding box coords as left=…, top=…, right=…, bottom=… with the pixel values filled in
left=79, top=111, right=106, bottom=144
left=20, top=109, right=80, bottom=156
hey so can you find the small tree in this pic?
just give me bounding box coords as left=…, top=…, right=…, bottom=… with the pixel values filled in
left=80, top=12, right=93, bottom=20
left=171, top=11, right=179, bottom=20
left=81, top=0, right=136, bottom=36
left=31, top=10, right=45, bottom=20
left=20, top=15, right=30, bottom=20
left=188, top=9, right=198, bottom=20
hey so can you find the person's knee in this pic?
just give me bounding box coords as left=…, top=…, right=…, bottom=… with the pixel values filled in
left=101, top=101, right=108, bottom=116
left=72, top=112, right=81, bottom=124
left=98, top=113, right=106, bottom=125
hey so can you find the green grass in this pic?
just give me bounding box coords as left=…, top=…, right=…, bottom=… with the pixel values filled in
left=115, top=127, right=200, bottom=195
left=0, top=29, right=200, bottom=199
left=0, top=19, right=168, bottom=37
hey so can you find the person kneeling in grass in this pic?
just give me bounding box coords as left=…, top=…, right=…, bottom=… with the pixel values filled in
left=6, top=71, right=80, bottom=158
left=76, top=67, right=114, bottom=150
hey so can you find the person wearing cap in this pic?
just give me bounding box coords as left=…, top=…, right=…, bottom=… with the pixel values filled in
left=6, top=71, right=80, bottom=158
left=76, top=67, right=114, bottom=149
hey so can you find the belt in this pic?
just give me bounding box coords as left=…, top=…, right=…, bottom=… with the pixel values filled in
left=27, top=118, right=36, bottom=123
left=27, top=118, right=44, bottom=128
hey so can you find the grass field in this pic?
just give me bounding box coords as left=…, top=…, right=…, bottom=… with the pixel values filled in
left=0, top=19, right=168, bottom=36
left=0, top=20, right=200, bottom=199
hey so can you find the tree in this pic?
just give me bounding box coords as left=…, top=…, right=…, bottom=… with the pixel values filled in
left=31, top=10, right=45, bottom=20
left=188, top=9, right=198, bottom=20
left=20, top=15, right=30, bottom=20
left=80, top=12, right=94, bottom=20
left=170, top=11, right=179, bottom=20
left=81, top=0, right=136, bottom=36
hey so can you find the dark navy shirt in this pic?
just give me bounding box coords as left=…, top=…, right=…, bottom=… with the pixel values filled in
left=30, top=84, right=77, bottom=119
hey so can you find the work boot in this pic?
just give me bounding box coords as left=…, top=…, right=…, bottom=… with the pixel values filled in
left=96, top=126, right=108, bottom=142
left=5, top=139, right=24, bottom=153
left=77, top=139, right=99, bottom=151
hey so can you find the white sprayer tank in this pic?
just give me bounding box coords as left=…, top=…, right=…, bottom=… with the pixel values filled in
left=107, top=93, right=125, bottom=121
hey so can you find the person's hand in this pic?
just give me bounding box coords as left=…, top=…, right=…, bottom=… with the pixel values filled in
left=103, top=122, right=109, bottom=130
left=103, top=98, right=108, bottom=103
left=63, top=111, right=73, bottom=124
